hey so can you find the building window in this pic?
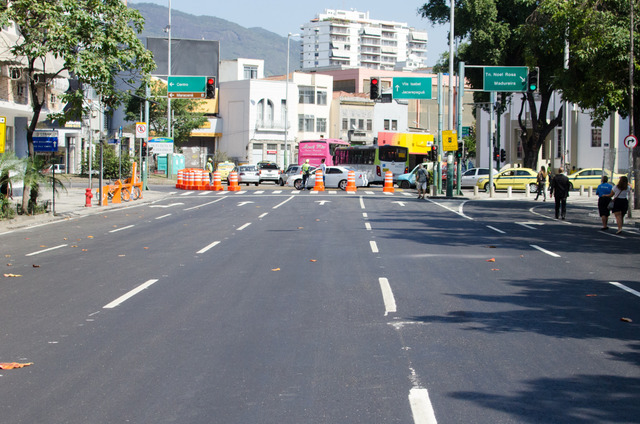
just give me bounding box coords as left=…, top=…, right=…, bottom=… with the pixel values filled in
left=350, top=118, right=356, bottom=130
left=17, top=83, right=26, bottom=97
left=244, top=66, right=258, bottom=79
left=316, top=118, right=327, bottom=133
left=556, top=129, right=563, bottom=158
left=299, top=114, right=314, bottom=132
left=342, top=118, right=348, bottom=130
left=591, top=127, right=602, bottom=147
left=391, top=120, right=398, bottom=131
left=316, top=90, right=327, bottom=105
left=299, top=86, right=315, bottom=104
left=384, top=119, right=390, bottom=130
left=367, top=119, right=372, bottom=131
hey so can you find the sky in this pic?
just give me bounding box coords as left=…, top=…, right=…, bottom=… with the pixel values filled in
left=131, top=1, right=450, bottom=66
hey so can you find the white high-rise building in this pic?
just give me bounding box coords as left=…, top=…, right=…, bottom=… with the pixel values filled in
left=300, top=9, right=428, bottom=71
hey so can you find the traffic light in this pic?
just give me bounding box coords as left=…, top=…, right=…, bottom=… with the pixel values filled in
left=456, top=142, right=463, bottom=159
left=500, top=148, right=506, bottom=162
left=206, top=76, right=216, bottom=99
left=493, top=147, right=500, bottom=162
left=527, top=68, right=539, bottom=92
left=141, top=141, right=147, bottom=156
left=369, top=77, right=380, bottom=100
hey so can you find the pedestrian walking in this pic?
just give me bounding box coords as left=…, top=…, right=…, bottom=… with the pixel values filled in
left=604, top=175, right=631, bottom=234
left=535, top=166, right=547, bottom=201
left=320, top=158, right=326, bottom=183
left=301, top=159, right=311, bottom=190
left=415, top=163, right=428, bottom=199
left=596, top=175, right=614, bottom=230
left=205, top=158, right=214, bottom=184
left=549, top=167, right=570, bottom=219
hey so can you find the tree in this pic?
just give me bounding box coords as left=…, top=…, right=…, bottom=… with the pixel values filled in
left=0, top=0, right=155, bottom=213
left=125, top=82, right=208, bottom=147
left=419, top=0, right=566, bottom=169
left=537, top=0, right=640, bottom=208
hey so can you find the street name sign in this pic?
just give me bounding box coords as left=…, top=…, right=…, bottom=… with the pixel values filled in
left=168, top=76, right=206, bottom=99
left=483, top=66, right=528, bottom=92
left=33, top=130, right=59, bottom=152
left=392, top=77, right=432, bottom=99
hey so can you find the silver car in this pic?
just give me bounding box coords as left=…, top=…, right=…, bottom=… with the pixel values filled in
left=286, top=166, right=368, bottom=190
left=279, top=165, right=303, bottom=186
left=460, top=168, right=498, bottom=188
left=237, top=165, right=259, bottom=186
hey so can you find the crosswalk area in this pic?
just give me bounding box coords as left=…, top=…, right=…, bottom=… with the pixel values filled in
left=175, top=189, right=418, bottom=197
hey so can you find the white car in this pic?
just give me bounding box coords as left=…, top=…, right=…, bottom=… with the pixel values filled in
left=460, top=168, right=498, bottom=188
left=286, top=166, right=368, bottom=190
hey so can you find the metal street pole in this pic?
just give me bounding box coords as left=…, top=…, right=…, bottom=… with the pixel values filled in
left=629, top=0, right=635, bottom=215
left=285, top=33, right=299, bottom=169
left=437, top=73, right=444, bottom=194
left=488, top=91, right=496, bottom=197
left=456, top=61, right=465, bottom=195
left=167, top=0, right=172, bottom=139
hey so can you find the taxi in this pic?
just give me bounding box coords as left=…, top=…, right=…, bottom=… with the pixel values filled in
left=216, top=161, right=236, bottom=180
left=477, top=167, right=538, bottom=192
left=567, top=168, right=626, bottom=190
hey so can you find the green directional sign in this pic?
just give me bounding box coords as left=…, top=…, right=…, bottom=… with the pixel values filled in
left=392, top=77, right=432, bottom=99
left=483, top=66, right=528, bottom=92
left=167, top=76, right=206, bottom=98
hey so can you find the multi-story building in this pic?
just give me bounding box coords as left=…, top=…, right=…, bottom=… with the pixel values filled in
left=300, top=9, right=428, bottom=71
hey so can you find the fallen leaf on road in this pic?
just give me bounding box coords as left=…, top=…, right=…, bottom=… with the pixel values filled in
left=586, top=294, right=597, bottom=297
left=118, top=254, right=126, bottom=257
left=3, top=274, right=22, bottom=277
left=39, top=245, right=46, bottom=248
left=87, top=236, right=94, bottom=239
left=143, top=247, right=149, bottom=250
left=486, top=258, right=496, bottom=262
left=32, top=264, right=40, bottom=268
left=310, top=259, right=317, bottom=262
left=0, top=362, right=33, bottom=370
left=621, top=317, right=633, bottom=323
left=271, top=268, right=280, bottom=271
left=491, top=269, right=500, bottom=271
left=82, top=249, right=88, bottom=252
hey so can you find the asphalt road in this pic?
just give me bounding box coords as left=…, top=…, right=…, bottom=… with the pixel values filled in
left=0, top=188, right=638, bottom=424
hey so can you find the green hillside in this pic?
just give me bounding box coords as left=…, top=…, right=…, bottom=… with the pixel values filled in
left=130, top=2, right=301, bottom=76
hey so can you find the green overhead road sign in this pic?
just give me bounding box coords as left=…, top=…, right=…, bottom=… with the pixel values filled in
left=392, top=77, right=432, bottom=99
left=167, top=76, right=206, bottom=98
left=483, top=66, right=528, bottom=92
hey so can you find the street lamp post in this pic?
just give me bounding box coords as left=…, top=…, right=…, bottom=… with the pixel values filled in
left=284, top=32, right=300, bottom=169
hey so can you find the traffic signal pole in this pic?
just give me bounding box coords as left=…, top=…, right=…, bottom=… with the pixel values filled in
left=456, top=61, right=465, bottom=195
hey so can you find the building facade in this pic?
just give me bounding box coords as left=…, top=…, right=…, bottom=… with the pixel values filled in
left=300, top=9, right=428, bottom=71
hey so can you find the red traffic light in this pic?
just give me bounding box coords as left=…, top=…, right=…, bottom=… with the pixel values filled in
left=371, top=78, right=378, bottom=85
left=207, top=78, right=215, bottom=85
left=206, top=76, right=216, bottom=99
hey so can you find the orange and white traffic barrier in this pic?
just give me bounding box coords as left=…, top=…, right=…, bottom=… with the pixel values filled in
left=383, top=171, right=395, bottom=193
left=227, top=171, right=241, bottom=191
left=212, top=171, right=223, bottom=191
left=346, top=170, right=357, bottom=192
left=313, top=169, right=325, bottom=191
left=200, top=170, right=208, bottom=190
left=176, top=169, right=184, bottom=189
left=184, top=170, right=193, bottom=190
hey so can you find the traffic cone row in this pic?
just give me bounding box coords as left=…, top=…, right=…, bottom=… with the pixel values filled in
left=227, top=171, right=241, bottom=191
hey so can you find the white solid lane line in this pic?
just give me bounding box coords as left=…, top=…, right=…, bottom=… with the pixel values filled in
left=184, top=196, right=227, bottom=211
left=155, top=214, right=171, bottom=220
left=370, top=241, right=379, bottom=253
left=378, top=277, right=397, bottom=316
left=197, top=241, right=221, bottom=254
left=237, top=223, right=251, bottom=231
left=273, top=196, right=294, bottom=209
left=25, top=244, right=68, bottom=256
left=103, top=279, right=159, bottom=309
left=409, top=388, right=438, bottom=424
left=530, top=244, right=561, bottom=258
left=610, top=282, right=640, bottom=298
left=486, top=225, right=505, bottom=234
left=109, top=225, right=135, bottom=233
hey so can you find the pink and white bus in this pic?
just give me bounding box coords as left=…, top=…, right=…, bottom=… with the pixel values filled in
left=297, top=139, right=349, bottom=166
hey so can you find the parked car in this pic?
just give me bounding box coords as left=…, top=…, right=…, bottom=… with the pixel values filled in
left=216, top=161, right=235, bottom=180
left=566, top=168, right=626, bottom=190
left=286, top=166, right=368, bottom=190
left=460, top=168, right=498, bottom=188
left=476, top=168, right=538, bottom=193
left=257, top=162, right=281, bottom=184
left=43, top=164, right=66, bottom=174
left=236, top=165, right=259, bottom=186
left=279, top=164, right=303, bottom=186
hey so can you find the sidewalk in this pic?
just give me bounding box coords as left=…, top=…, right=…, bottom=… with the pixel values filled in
left=0, top=174, right=175, bottom=233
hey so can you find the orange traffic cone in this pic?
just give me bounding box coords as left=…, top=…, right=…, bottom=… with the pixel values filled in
left=346, top=170, right=357, bottom=192
left=176, top=169, right=185, bottom=189
left=383, top=171, right=395, bottom=193
left=212, top=171, right=223, bottom=191
left=227, top=171, right=241, bottom=191
left=313, top=169, right=325, bottom=191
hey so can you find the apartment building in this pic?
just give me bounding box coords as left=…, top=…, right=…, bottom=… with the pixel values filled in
left=300, top=9, right=428, bottom=71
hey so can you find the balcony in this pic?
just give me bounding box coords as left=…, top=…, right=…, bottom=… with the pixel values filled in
left=255, top=120, right=285, bottom=131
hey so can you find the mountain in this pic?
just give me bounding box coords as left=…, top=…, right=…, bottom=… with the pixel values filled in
left=129, top=2, right=300, bottom=76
